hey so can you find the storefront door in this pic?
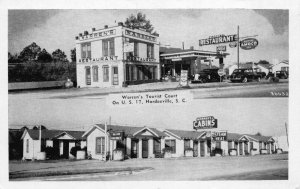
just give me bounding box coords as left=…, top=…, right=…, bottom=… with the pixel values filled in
left=244, top=142, right=248, bottom=154
left=267, top=143, right=270, bottom=154
left=142, top=139, right=148, bottom=158
left=239, top=142, right=243, bottom=155
left=193, top=141, right=198, bottom=157
left=85, top=67, right=91, bottom=85
left=62, top=141, right=69, bottom=159
left=131, top=139, right=138, bottom=158
left=112, top=67, right=119, bottom=85
left=200, top=141, right=205, bottom=157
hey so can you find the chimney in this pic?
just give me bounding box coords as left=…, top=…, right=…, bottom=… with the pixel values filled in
left=84, top=31, right=88, bottom=35
left=118, top=22, right=123, bottom=26
left=92, top=28, right=96, bottom=31
left=75, top=36, right=79, bottom=40
left=104, top=25, right=108, bottom=29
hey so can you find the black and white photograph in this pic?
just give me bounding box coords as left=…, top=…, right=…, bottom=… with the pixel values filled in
left=1, top=0, right=300, bottom=188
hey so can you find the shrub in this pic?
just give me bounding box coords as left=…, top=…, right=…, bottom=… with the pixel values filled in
left=212, top=148, right=223, bottom=156
left=45, top=146, right=59, bottom=159
left=163, top=147, right=173, bottom=153
left=70, top=146, right=82, bottom=157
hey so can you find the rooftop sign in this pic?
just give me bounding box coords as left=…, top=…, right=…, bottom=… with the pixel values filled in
left=193, top=116, right=218, bottom=130
left=199, top=34, right=237, bottom=46
left=78, top=29, right=116, bottom=41
left=125, top=29, right=156, bottom=42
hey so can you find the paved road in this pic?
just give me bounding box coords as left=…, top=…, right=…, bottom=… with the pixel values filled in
left=10, top=154, right=288, bottom=181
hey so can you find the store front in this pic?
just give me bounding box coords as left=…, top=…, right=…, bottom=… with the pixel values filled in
left=160, top=49, right=228, bottom=79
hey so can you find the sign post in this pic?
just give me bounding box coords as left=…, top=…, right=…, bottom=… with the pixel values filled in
left=217, top=69, right=225, bottom=82
left=178, top=70, right=189, bottom=87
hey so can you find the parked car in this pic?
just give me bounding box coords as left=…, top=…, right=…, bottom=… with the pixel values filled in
left=230, top=68, right=263, bottom=83
left=267, top=71, right=288, bottom=79
left=191, top=69, right=224, bottom=83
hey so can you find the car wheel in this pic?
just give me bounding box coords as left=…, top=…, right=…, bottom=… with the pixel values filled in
left=257, top=77, right=261, bottom=82
left=242, top=77, right=248, bottom=83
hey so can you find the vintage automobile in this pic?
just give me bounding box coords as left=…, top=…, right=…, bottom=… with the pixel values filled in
left=230, top=68, right=263, bottom=83
left=266, top=71, right=288, bottom=79
left=191, top=69, right=224, bottom=83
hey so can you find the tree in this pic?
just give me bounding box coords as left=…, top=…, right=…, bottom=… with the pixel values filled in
left=8, top=52, right=20, bottom=63
left=70, top=48, right=76, bottom=62
left=258, top=60, right=270, bottom=65
left=124, top=12, right=157, bottom=34
left=37, top=49, right=53, bottom=63
left=255, top=132, right=262, bottom=136
left=18, top=42, right=41, bottom=62
left=52, top=49, right=67, bottom=62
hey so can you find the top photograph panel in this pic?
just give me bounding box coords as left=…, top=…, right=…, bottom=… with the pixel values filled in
left=8, top=9, right=288, bottom=98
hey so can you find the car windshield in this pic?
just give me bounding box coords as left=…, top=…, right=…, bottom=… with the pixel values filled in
left=233, top=69, right=244, bottom=73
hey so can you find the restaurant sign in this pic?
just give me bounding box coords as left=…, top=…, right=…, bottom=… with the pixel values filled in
left=110, top=131, right=124, bottom=140
left=78, top=56, right=118, bottom=63
left=199, top=34, right=237, bottom=46
left=240, top=38, right=259, bottom=50
left=125, top=30, right=156, bottom=42
left=193, top=116, right=218, bottom=130
left=79, top=29, right=116, bottom=41
left=126, top=56, right=156, bottom=62
left=212, top=131, right=227, bottom=141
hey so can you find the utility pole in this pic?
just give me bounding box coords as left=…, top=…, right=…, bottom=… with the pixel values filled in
left=39, top=125, right=42, bottom=152
left=105, top=121, right=107, bottom=161
left=237, top=25, right=240, bottom=69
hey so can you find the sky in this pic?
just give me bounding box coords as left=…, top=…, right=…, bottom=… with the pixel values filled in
left=8, top=96, right=288, bottom=137
left=8, top=9, right=289, bottom=66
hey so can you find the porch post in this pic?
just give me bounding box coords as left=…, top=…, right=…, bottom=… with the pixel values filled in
left=149, top=138, right=154, bottom=158
left=161, top=138, right=165, bottom=154
left=198, top=140, right=201, bottom=157
left=237, top=142, right=240, bottom=156
left=126, top=137, right=131, bottom=157
left=138, top=138, right=142, bottom=158
left=204, top=140, right=208, bottom=157
left=242, top=142, right=245, bottom=155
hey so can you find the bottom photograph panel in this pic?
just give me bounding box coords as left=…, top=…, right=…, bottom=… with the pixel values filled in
left=9, top=97, right=288, bottom=181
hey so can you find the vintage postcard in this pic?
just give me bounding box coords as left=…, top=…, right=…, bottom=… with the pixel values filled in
left=1, top=0, right=300, bottom=188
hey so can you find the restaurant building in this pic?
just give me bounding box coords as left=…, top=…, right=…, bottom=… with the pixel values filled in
left=75, top=23, right=160, bottom=88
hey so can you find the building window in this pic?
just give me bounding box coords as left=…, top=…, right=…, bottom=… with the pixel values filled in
left=96, top=137, right=105, bottom=154
left=134, top=42, right=139, bottom=57
left=250, top=142, right=253, bottom=150
left=216, top=141, right=221, bottom=149
left=103, top=66, right=109, bottom=82
left=102, top=38, right=115, bottom=56
left=81, top=43, right=91, bottom=59
left=26, top=139, right=29, bottom=153
left=93, top=66, right=98, bottom=82
left=165, top=139, right=176, bottom=154
left=147, top=44, right=154, bottom=58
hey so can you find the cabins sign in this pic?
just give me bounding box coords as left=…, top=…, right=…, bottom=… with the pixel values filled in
left=193, top=116, right=218, bottom=130
left=199, top=34, right=237, bottom=46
